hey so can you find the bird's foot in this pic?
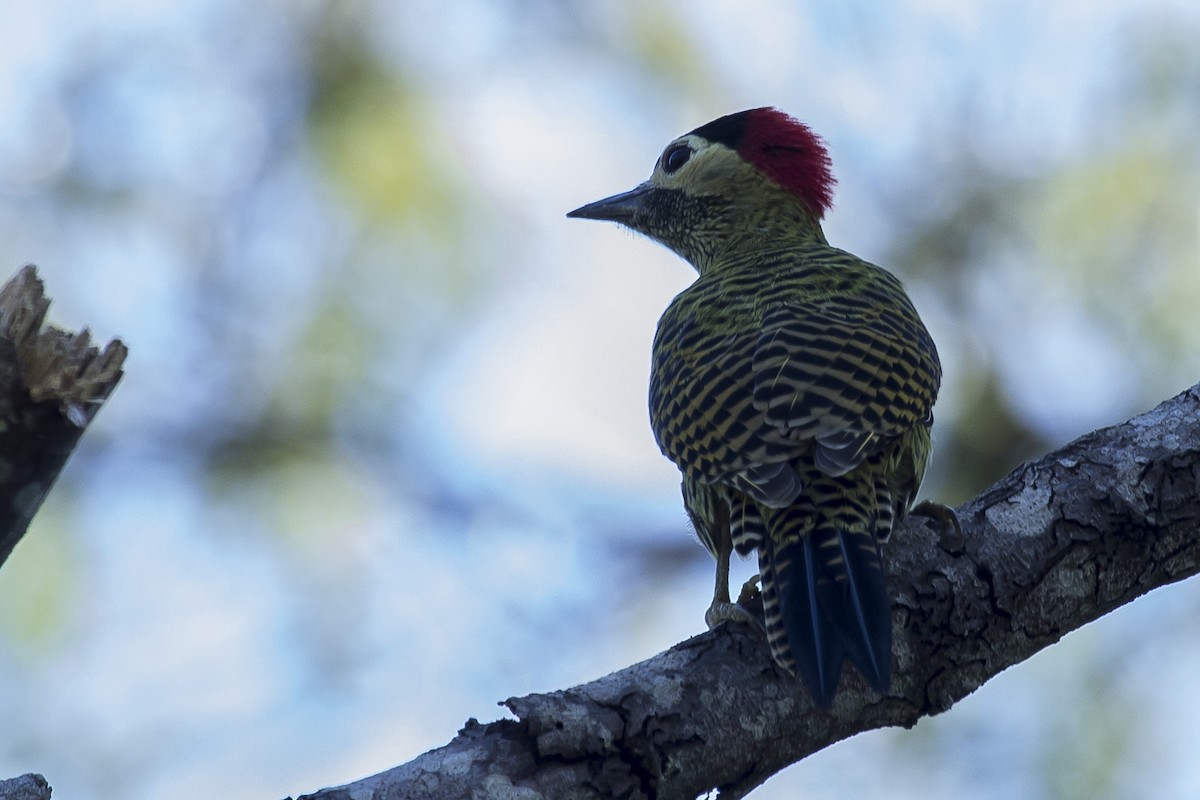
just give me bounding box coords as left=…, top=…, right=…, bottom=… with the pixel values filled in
left=705, top=599, right=761, bottom=631
left=911, top=500, right=964, bottom=552
left=706, top=576, right=764, bottom=631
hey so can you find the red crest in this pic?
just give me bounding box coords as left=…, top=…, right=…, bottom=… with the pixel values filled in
left=689, top=107, right=835, bottom=219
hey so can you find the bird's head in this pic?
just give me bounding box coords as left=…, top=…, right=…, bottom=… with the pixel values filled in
left=567, top=107, right=836, bottom=272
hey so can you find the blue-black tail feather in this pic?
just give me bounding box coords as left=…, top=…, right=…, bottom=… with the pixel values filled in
left=764, top=508, right=892, bottom=705
left=816, top=527, right=892, bottom=692
left=777, top=534, right=843, bottom=706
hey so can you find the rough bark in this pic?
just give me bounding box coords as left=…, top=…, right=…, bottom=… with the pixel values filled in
left=294, top=380, right=1200, bottom=800
left=0, top=774, right=51, bottom=800
left=0, top=264, right=127, bottom=568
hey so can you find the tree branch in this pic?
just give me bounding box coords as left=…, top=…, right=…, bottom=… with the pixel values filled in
left=294, top=380, right=1200, bottom=800
left=0, top=774, right=51, bottom=800
left=0, top=264, right=127, bottom=569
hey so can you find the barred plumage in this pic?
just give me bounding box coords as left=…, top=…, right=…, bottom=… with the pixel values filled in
left=568, top=108, right=944, bottom=707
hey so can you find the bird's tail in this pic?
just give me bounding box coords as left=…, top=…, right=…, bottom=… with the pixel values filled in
left=759, top=477, right=892, bottom=707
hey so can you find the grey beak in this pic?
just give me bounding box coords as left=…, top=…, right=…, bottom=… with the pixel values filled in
left=566, top=183, right=654, bottom=223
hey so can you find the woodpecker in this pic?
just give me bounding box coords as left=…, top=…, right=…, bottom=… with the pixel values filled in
left=568, top=108, right=946, bottom=707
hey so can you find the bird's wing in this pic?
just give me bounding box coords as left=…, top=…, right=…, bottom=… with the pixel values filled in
left=650, top=295, right=940, bottom=506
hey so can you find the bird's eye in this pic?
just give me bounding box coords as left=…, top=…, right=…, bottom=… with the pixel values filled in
left=662, top=144, right=692, bottom=174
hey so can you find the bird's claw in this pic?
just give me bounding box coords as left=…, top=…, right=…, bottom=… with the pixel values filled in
left=705, top=599, right=762, bottom=631
left=706, top=574, right=764, bottom=630
left=911, top=500, right=964, bottom=552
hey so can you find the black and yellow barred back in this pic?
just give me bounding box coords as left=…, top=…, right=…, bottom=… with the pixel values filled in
left=653, top=243, right=939, bottom=705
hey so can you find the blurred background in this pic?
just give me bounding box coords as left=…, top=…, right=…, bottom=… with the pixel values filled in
left=1, top=1, right=1198, bottom=798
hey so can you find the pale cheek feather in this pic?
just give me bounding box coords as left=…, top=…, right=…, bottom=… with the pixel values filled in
left=663, top=146, right=753, bottom=197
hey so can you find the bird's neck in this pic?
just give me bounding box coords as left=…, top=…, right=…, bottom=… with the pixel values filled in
left=692, top=209, right=829, bottom=277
